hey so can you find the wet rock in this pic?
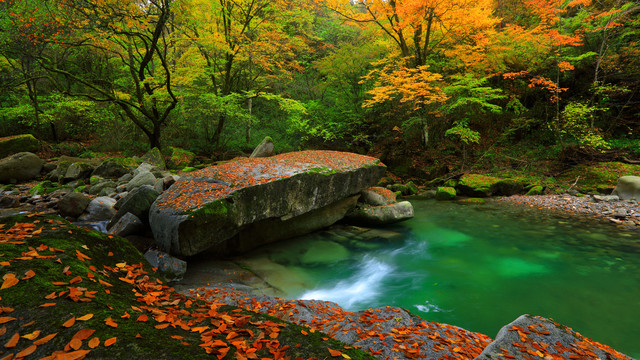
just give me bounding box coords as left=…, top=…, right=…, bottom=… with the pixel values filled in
left=88, top=180, right=118, bottom=195
left=386, top=183, right=410, bottom=195
left=250, top=136, right=274, bottom=158
left=143, top=249, right=187, bottom=282
left=63, top=162, right=94, bottom=182
left=360, top=187, right=396, bottom=206
left=612, top=175, right=640, bottom=201
left=92, top=159, right=134, bottom=178
left=141, top=147, right=166, bottom=169
left=476, top=314, right=634, bottom=360
left=593, top=194, right=619, bottom=202
left=0, top=152, right=44, bottom=184
left=79, top=196, right=116, bottom=221
left=58, top=192, right=91, bottom=218
left=110, top=185, right=159, bottom=227
left=127, top=171, right=156, bottom=191
left=344, top=201, right=414, bottom=226
left=108, top=212, right=144, bottom=237
left=150, top=150, right=386, bottom=257
left=0, top=195, right=20, bottom=209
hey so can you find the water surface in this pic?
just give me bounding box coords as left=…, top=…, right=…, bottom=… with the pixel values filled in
left=240, top=199, right=640, bottom=358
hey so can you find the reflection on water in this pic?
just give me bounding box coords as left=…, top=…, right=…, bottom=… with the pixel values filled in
left=238, top=199, right=640, bottom=358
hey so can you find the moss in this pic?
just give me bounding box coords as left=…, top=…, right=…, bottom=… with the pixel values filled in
left=0, top=134, right=40, bottom=158
left=181, top=166, right=197, bottom=172
left=558, top=162, right=640, bottom=193
left=168, top=147, right=196, bottom=169
left=73, top=185, right=87, bottom=193
left=457, top=197, right=485, bottom=205
left=435, top=187, right=456, bottom=200
left=0, top=214, right=375, bottom=360
left=188, top=198, right=232, bottom=218
left=29, top=180, right=61, bottom=195
left=526, top=185, right=544, bottom=195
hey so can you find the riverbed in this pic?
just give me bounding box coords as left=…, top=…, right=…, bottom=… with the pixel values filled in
left=177, top=199, right=640, bottom=358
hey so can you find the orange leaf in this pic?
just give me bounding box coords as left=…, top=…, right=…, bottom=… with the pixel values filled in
left=16, top=344, right=36, bottom=358
left=328, top=348, right=342, bottom=357
left=60, top=349, right=90, bottom=360
left=1, top=275, right=18, bottom=290
left=104, top=317, right=118, bottom=328
left=0, top=262, right=10, bottom=266
left=136, top=315, right=148, bottom=322
left=0, top=317, right=15, bottom=324
left=72, top=329, right=95, bottom=341
left=33, top=333, right=57, bottom=345
left=69, top=276, right=83, bottom=284
left=155, top=324, right=169, bottom=329
left=88, top=337, right=100, bottom=348
left=98, top=279, right=113, bottom=287
left=39, top=303, right=57, bottom=307
left=4, top=332, right=19, bottom=348
left=22, top=330, right=41, bottom=340
left=62, top=317, right=76, bottom=328
left=104, top=337, right=116, bottom=347
left=69, top=338, right=82, bottom=350
left=77, top=314, right=93, bottom=321
left=22, top=270, right=35, bottom=280
left=217, top=347, right=230, bottom=359
left=45, top=292, right=58, bottom=299
left=121, top=312, right=130, bottom=319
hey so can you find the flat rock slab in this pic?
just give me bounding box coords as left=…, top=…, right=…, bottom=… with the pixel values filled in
left=150, top=151, right=386, bottom=257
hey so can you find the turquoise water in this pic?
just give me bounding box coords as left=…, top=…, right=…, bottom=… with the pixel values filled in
left=246, top=199, right=640, bottom=358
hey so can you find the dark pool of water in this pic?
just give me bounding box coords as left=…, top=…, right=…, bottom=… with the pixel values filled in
left=245, top=199, right=640, bottom=358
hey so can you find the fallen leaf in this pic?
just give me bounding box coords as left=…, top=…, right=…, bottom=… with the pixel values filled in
left=72, top=329, right=95, bottom=341
left=0, top=317, right=15, bottom=324
left=69, top=276, right=83, bottom=284
left=328, top=348, right=342, bottom=357
left=22, top=270, right=35, bottom=280
left=104, top=317, right=118, bottom=328
left=69, top=338, right=82, bottom=350
left=15, top=344, right=36, bottom=358
left=62, top=317, right=76, bottom=328
left=60, top=349, right=90, bottom=360
left=22, top=330, right=41, bottom=340
left=39, top=303, right=57, bottom=307
left=136, top=314, right=148, bottom=322
left=88, top=337, right=100, bottom=348
left=77, top=314, right=93, bottom=321
left=33, top=333, right=57, bottom=345
left=1, top=275, right=18, bottom=290
left=4, top=332, right=19, bottom=348
left=104, top=337, right=116, bottom=347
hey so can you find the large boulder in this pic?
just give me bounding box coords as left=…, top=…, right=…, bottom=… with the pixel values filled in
left=150, top=150, right=386, bottom=257
left=612, top=175, right=640, bottom=200
left=141, top=147, right=166, bottom=169
left=109, top=185, right=160, bottom=228
left=456, top=174, right=524, bottom=197
left=0, top=152, right=44, bottom=183
left=476, top=314, right=634, bottom=360
left=92, top=158, right=137, bottom=178
left=360, top=187, right=396, bottom=206
left=0, top=134, right=40, bottom=158
left=344, top=201, right=414, bottom=226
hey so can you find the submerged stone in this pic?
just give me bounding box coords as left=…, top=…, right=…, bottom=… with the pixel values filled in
left=149, top=150, right=386, bottom=257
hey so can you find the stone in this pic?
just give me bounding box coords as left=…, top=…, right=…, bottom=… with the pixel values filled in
left=141, top=147, right=166, bottom=169
left=92, top=158, right=135, bottom=178
left=58, top=192, right=91, bottom=218
left=0, top=195, right=20, bottom=209
left=386, top=184, right=410, bottom=195
left=150, top=150, right=386, bottom=257
left=79, top=196, right=116, bottom=221
left=405, top=181, right=419, bottom=195
left=526, top=185, right=544, bottom=195
left=593, top=194, right=619, bottom=202
left=0, top=134, right=40, bottom=159
left=63, top=162, right=94, bottom=182
left=435, top=186, right=456, bottom=200
left=108, top=212, right=145, bottom=237
left=250, top=136, right=274, bottom=158
left=144, top=249, right=187, bottom=282
left=344, top=201, right=414, bottom=226
left=127, top=171, right=156, bottom=191
left=88, top=180, right=118, bottom=195
left=168, top=147, right=196, bottom=169
left=456, top=174, right=524, bottom=197
left=0, top=152, right=44, bottom=183
left=360, top=187, right=397, bottom=206
left=612, top=175, right=640, bottom=201
left=476, top=314, right=634, bottom=360
left=109, top=185, right=160, bottom=228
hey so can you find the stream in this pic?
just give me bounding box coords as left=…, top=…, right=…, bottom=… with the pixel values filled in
left=214, top=199, right=640, bottom=358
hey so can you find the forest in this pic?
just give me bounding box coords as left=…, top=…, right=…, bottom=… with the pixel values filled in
left=1, top=0, right=639, bottom=181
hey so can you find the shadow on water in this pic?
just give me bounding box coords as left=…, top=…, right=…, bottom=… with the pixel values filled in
left=233, top=199, right=640, bottom=358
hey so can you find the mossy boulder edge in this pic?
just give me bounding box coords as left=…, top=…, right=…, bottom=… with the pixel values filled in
left=149, top=151, right=386, bottom=257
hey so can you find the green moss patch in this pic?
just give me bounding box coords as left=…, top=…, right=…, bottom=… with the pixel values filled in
left=0, top=134, right=40, bottom=159
left=0, top=214, right=374, bottom=360
left=558, top=162, right=640, bottom=193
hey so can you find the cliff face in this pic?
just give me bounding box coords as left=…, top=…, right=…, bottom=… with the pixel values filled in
left=149, top=151, right=387, bottom=257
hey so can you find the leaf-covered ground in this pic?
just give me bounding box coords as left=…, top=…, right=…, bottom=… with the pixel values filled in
left=0, top=214, right=375, bottom=360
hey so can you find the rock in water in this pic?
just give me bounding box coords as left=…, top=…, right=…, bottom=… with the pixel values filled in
left=476, top=314, right=634, bottom=360
left=612, top=175, right=640, bottom=200
left=149, top=150, right=386, bottom=257
left=344, top=201, right=414, bottom=226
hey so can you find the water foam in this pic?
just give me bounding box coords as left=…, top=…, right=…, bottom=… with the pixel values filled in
left=299, top=256, right=393, bottom=310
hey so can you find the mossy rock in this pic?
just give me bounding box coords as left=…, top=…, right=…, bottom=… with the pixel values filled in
left=435, top=187, right=456, bottom=201
left=456, top=174, right=524, bottom=197
left=29, top=180, right=62, bottom=195
left=558, top=162, right=640, bottom=193
left=0, top=214, right=375, bottom=360
left=526, top=185, right=544, bottom=196
left=92, top=158, right=138, bottom=178
left=457, top=197, right=485, bottom=205
left=181, top=166, right=197, bottom=172
left=141, top=147, right=166, bottom=169
left=0, top=134, right=40, bottom=159
left=167, top=147, right=196, bottom=169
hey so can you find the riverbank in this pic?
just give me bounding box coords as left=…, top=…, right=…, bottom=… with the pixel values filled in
left=497, top=194, right=640, bottom=230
